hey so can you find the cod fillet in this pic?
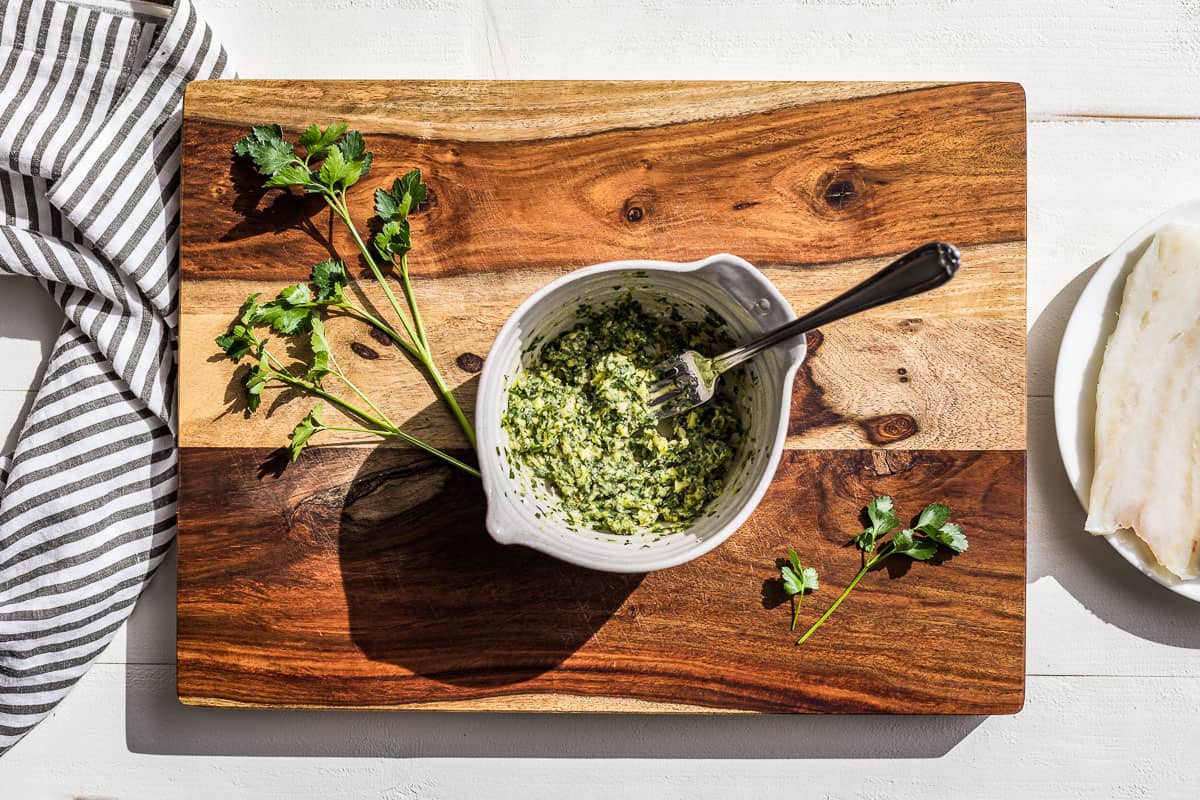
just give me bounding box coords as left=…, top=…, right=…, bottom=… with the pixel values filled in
left=1085, top=224, right=1200, bottom=579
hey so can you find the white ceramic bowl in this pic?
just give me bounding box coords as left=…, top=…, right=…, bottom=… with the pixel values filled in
left=476, top=254, right=805, bottom=573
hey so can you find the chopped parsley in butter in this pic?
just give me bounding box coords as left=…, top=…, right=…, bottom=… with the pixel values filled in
left=501, top=295, right=742, bottom=535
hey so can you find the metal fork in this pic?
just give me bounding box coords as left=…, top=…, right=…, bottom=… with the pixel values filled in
left=647, top=242, right=961, bottom=419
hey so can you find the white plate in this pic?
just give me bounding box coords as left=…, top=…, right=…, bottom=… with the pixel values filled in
left=1054, top=200, right=1200, bottom=601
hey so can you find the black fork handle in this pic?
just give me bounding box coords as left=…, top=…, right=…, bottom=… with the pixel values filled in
left=711, top=242, right=960, bottom=374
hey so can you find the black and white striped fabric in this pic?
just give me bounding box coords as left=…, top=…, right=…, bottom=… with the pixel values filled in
left=0, top=0, right=232, bottom=753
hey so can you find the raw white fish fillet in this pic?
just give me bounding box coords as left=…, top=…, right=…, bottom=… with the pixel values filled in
left=1086, top=224, right=1200, bottom=579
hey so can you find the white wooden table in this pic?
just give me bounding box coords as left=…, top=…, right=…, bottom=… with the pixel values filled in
left=4, top=1, right=1200, bottom=796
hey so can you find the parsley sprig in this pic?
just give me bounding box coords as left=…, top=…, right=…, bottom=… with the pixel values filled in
left=779, top=548, right=819, bottom=631
left=217, top=293, right=479, bottom=476
left=232, top=123, right=474, bottom=447
left=794, top=496, right=968, bottom=645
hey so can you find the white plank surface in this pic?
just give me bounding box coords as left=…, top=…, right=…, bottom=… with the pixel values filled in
left=3, top=0, right=1200, bottom=797
left=194, top=0, right=1200, bottom=118
left=6, top=664, right=1199, bottom=798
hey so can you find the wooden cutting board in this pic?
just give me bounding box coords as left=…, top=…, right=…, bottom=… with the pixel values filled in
left=177, top=81, right=1026, bottom=713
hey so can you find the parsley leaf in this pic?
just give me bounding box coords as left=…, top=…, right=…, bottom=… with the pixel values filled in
left=853, top=494, right=899, bottom=553
left=915, top=502, right=952, bottom=532
left=374, top=218, right=412, bottom=261
left=317, top=145, right=365, bottom=192
left=233, top=124, right=294, bottom=176
left=926, top=521, right=969, bottom=553
left=215, top=295, right=265, bottom=361
left=779, top=547, right=819, bottom=631
left=889, top=529, right=939, bottom=561
left=215, top=326, right=255, bottom=361
left=279, top=283, right=311, bottom=305
left=306, top=317, right=331, bottom=384
left=373, top=188, right=400, bottom=222
left=298, top=123, right=346, bottom=161
left=867, top=495, right=898, bottom=532
left=258, top=304, right=313, bottom=335
left=243, top=365, right=270, bottom=413
left=311, top=258, right=348, bottom=301
left=289, top=404, right=324, bottom=461
left=238, top=293, right=262, bottom=326
left=255, top=284, right=315, bottom=335
left=264, top=163, right=315, bottom=189
left=234, top=122, right=370, bottom=196
left=911, top=503, right=968, bottom=553
left=337, top=129, right=373, bottom=177
left=375, top=169, right=427, bottom=223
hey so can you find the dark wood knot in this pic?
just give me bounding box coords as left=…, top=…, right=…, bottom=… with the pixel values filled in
left=349, top=342, right=380, bottom=360
left=860, top=414, right=919, bottom=446
left=622, top=189, right=656, bottom=224
left=732, top=200, right=759, bottom=211
left=368, top=326, right=392, bottom=347
left=804, top=329, right=824, bottom=353
left=456, top=352, right=484, bottom=373
left=869, top=450, right=916, bottom=476
left=823, top=180, right=858, bottom=208
left=813, top=165, right=868, bottom=215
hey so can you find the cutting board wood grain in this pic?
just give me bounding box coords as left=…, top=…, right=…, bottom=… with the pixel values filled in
left=178, top=80, right=1027, bottom=713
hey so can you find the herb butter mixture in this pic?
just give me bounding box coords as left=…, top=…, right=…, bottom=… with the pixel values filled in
left=502, top=296, right=742, bottom=535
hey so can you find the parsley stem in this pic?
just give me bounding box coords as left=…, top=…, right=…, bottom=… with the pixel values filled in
left=270, top=369, right=478, bottom=477
left=796, top=548, right=893, bottom=645
left=375, top=432, right=479, bottom=477
left=262, top=350, right=289, bottom=373
left=392, top=253, right=475, bottom=448
left=349, top=288, right=474, bottom=450
left=791, top=594, right=802, bottom=632
left=343, top=292, right=472, bottom=448
left=328, top=349, right=393, bottom=428
left=272, top=370, right=390, bottom=431
left=343, top=298, right=475, bottom=449
left=318, top=427, right=481, bottom=477
left=326, top=193, right=420, bottom=347
left=424, top=357, right=476, bottom=449
left=330, top=301, right=421, bottom=361
left=325, top=194, right=477, bottom=449
left=317, top=424, right=390, bottom=435
left=397, top=254, right=428, bottom=349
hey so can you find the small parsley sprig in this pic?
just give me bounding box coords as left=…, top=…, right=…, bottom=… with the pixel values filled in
left=779, top=548, right=819, bottom=631
left=216, top=294, right=479, bottom=477
left=244, top=257, right=399, bottom=337
left=794, top=497, right=968, bottom=645
left=233, top=123, right=474, bottom=447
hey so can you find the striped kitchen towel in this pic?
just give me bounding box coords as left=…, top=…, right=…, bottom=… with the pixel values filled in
left=0, top=0, right=232, bottom=753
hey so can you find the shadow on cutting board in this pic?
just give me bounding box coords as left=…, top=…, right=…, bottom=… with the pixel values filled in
left=220, top=155, right=337, bottom=253
left=335, top=436, right=643, bottom=687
